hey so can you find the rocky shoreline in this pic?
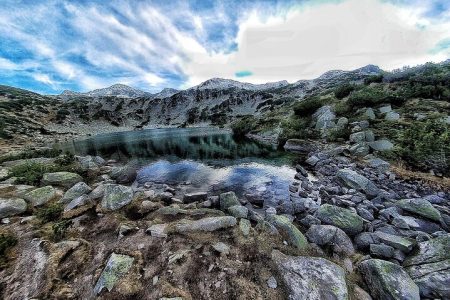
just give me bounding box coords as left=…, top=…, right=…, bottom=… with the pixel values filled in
left=0, top=137, right=449, bottom=299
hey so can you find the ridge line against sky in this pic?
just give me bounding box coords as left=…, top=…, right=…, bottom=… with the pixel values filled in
left=0, top=0, right=449, bottom=94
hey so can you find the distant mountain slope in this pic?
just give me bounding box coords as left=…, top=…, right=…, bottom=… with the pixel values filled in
left=191, top=78, right=289, bottom=91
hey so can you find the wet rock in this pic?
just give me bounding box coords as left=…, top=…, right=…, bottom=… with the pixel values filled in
left=0, top=197, right=27, bottom=218
left=173, top=216, right=237, bottom=233
left=100, top=184, right=134, bottom=211
left=370, top=243, right=394, bottom=258
left=227, top=205, right=248, bottom=218
left=94, top=253, right=134, bottom=294
left=395, top=198, right=441, bottom=222
left=336, top=169, right=379, bottom=198
left=41, top=172, right=82, bottom=189
left=306, top=225, right=355, bottom=256
left=272, top=250, right=348, bottom=300
left=316, top=204, right=364, bottom=235
left=219, top=191, right=240, bottom=211
left=183, top=192, right=208, bottom=203
left=23, top=186, right=57, bottom=207
left=358, top=259, right=420, bottom=300
left=269, top=215, right=308, bottom=250
left=60, top=182, right=92, bottom=204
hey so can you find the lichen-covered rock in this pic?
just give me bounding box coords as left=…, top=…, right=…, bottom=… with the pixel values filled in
left=173, top=216, right=237, bottom=233
left=60, top=182, right=91, bottom=204
left=23, top=186, right=57, bottom=207
left=358, top=259, right=420, bottom=300
left=41, top=172, right=82, bottom=189
left=94, top=253, right=134, bottom=294
left=269, top=215, right=308, bottom=250
left=306, top=225, right=355, bottom=256
left=219, top=191, right=240, bottom=211
left=109, top=162, right=137, bottom=184
left=227, top=205, right=248, bottom=218
left=272, top=250, right=348, bottom=300
left=395, top=198, right=441, bottom=222
left=0, top=197, right=27, bottom=218
left=316, top=204, right=364, bottom=235
left=336, top=169, right=379, bottom=198
left=239, top=218, right=251, bottom=236
left=374, top=231, right=415, bottom=253
left=101, top=184, right=134, bottom=211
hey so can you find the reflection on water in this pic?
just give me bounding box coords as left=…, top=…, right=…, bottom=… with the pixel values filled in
left=57, top=127, right=297, bottom=207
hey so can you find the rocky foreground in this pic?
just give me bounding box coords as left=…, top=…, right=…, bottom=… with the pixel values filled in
left=0, top=145, right=449, bottom=300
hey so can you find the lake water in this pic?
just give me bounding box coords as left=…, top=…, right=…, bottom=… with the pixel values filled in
left=57, top=127, right=297, bottom=207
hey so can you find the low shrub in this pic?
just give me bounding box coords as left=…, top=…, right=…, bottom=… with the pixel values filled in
left=293, top=96, right=329, bottom=116
left=0, top=147, right=61, bottom=164
left=347, top=86, right=405, bottom=108
left=231, top=116, right=258, bottom=137
left=278, top=116, right=318, bottom=145
left=37, top=203, right=63, bottom=223
left=0, top=233, right=18, bottom=267
left=364, top=74, right=383, bottom=85
left=51, top=220, right=72, bottom=241
left=334, top=84, right=355, bottom=99
left=9, top=160, right=81, bottom=185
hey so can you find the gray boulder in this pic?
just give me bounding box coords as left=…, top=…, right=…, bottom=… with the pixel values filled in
left=374, top=231, right=415, bottom=253
left=22, top=186, right=57, bottom=207
left=183, top=192, right=207, bottom=203
left=41, top=172, right=82, bottom=189
left=306, top=225, right=355, bottom=256
left=219, top=191, right=240, bottom=211
left=101, top=184, right=134, bottom=211
left=369, top=139, right=394, bottom=151
left=370, top=244, right=394, bottom=258
left=283, top=139, right=319, bottom=154
left=0, top=198, right=27, bottom=218
left=378, top=104, right=392, bottom=114
left=385, top=111, right=400, bottom=121
left=336, top=169, right=380, bottom=198
left=358, top=259, right=420, bottom=300
left=316, top=204, right=364, bottom=235
left=272, top=250, right=348, bottom=300
left=368, top=158, right=390, bottom=173
left=227, top=205, right=248, bottom=218
left=350, top=132, right=366, bottom=144
left=173, top=216, right=237, bottom=233
left=395, top=198, right=441, bottom=222
left=313, top=106, right=336, bottom=131
left=60, top=182, right=92, bottom=204
left=94, top=253, right=134, bottom=294
left=269, top=215, right=308, bottom=250
left=110, top=162, right=138, bottom=184
left=364, top=108, right=376, bottom=120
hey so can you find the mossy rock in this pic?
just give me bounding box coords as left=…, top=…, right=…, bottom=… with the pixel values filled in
left=41, top=172, right=82, bottom=189
left=269, top=215, right=308, bottom=250
left=23, top=186, right=57, bottom=207
left=101, top=184, right=134, bottom=211
left=219, top=191, right=240, bottom=211
left=94, top=253, right=134, bottom=294
left=316, top=204, right=364, bottom=235
left=395, top=198, right=441, bottom=222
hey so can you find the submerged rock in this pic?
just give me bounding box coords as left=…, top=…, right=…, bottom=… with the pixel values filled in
left=41, top=172, right=82, bottom=189
left=94, top=253, right=134, bottom=294
left=23, top=186, right=57, bottom=207
left=101, top=184, right=134, bottom=211
left=272, top=250, right=348, bottom=300
left=358, top=259, right=419, bottom=300
left=0, top=197, right=27, bottom=218
left=316, top=204, right=364, bottom=235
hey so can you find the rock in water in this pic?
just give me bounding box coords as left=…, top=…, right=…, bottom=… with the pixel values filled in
left=336, top=169, right=379, bottom=198
left=358, top=259, right=420, bottom=300
left=60, top=182, right=92, bottom=204
left=94, top=253, right=134, bottom=294
left=41, top=172, right=82, bottom=189
left=0, top=197, right=27, bottom=218
left=404, top=235, right=450, bottom=299
left=22, top=186, right=56, bottom=207
left=316, top=204, right=364, bottom=235
left=219, top=191, right=240, bottom=210
left=272, top=250, right=348, bottom=300
left=269, top=215, right=308, bottom=250
left=101, top=184, right=134, bottom=211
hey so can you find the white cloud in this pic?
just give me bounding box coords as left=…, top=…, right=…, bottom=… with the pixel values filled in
left=32, top=73, right=55, bottom=86
left=181, top=0, right=450, bottom=86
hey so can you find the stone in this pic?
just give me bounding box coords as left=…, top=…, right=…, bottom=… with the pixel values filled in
left=348, top=143, right=370, bottom=157
left=22, top=186, right=56, bottom=207
left=60, top=182, right=92, bottom=204
left=0, top=198, right=27, bottom=218
left=385, top=111, right=400, bottom=121
left=283, top=139, right=319, bottom=154
left=227, top=205, right=248, bottom=218
left=395, top=198, right=441, bottom=222
left=374, top=231, right=415, bottom=253
left=306, top=225, right=355, bottom=256
left=64, top=194, right=90, bottom=212
left=146, top=223, right=168, bottom=238
left=355, top=232, right=380, bottom=250
left=350, top=132, right=366, bottom=143
left=41, top=172, right=82, bottom=189
left=364, top=108, right=376, bottom=120
left=183, top=192, right=207, bottom=203
left=358, top=259, right=420, bottom=300
left=269, top=215, right=308, bottom=250
left=272, top=250, right=348, bottom=300
left=239, top=218, right=251, bottom=236
left=0, top=168, right=9, bottom=181
left=101, top=184, right=134, bottom=211
left=109, top=162, right=137, bottom=184
left=378, top=104, right=392, bottom=114
left=94, top=253, right=134, bottom=294
left=212, top=242, right=230, bottom=255
left=368, top=158, right=390, bottom=173
left=316, top=204, right=364, bottom=235
left=313, top=106, right=336, bottom=131
left=357, top=207, right=374, bottom=221
left=423, top=194, right=445, bottom=204
left=299, top=215, right=321, bottom=227
left=406, top=259, right=450, bottom=299
left=306, top=155, right=320, bottom=166
left=336, top=169, right=380, bottom=198
left=173, top=216, right=237, bottom=233
left=364, top=130, right=375, bottom=142
left=219, top=191, right=240, bottom=211
left=370, top=243, right=394, bottom=258
left=368, top=139, right=394, bottom=151
left=336, top=117, right=348, bottom=130
left=89, top=184, right=105, bottom=200
left=267, top=276, right=277, bottom=289
left=404, top=235, right=450, bottom=267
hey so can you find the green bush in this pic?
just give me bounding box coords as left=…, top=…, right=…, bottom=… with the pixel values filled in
left=231, top=116, right=258, bottom=137
left=293, top=96, right=328, bottom=116
left=8, top=160, right=80, bottom=185
left=347, top=86, right=405, bottom=108
left=364, top=75, right=383, bottom=85
left=0, top=147, right=61, bottom=164
left=396, top=118, right=450, bottom=174
left=52, top=220, right=72, bottom=241
left=327, top=127, right=351, bottom=142
left=334, top=84, right=355, bottom=99
left=37, top=203, right=63, bottom=223
left=278, top=116, right=318, bottom=145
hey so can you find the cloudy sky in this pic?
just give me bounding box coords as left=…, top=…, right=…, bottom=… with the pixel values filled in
left=0, top=0, right=449, bottom=94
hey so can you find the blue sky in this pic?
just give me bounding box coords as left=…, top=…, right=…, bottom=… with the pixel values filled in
left=0, top=0, right=449, bottom=94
